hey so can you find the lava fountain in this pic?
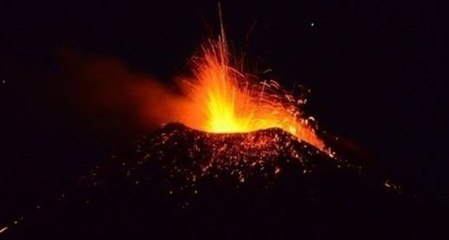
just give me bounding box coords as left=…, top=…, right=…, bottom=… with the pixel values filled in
left=164, top=30, right=326, bottom=152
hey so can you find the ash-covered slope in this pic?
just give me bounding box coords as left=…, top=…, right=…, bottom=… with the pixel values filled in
left=5, top=123, right=446, bottom=240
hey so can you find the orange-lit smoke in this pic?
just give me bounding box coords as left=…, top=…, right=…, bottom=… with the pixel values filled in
left=58, top=50, right=187, bottom=131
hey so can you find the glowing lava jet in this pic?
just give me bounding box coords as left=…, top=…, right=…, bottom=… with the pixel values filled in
left=173, top=31, right=326, bottom=152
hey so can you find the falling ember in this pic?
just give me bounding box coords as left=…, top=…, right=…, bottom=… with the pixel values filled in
left=85, top=122, right=337, bottom=197
left=0, top=226, right=8, bottom=234
left=173, top=30, right=326, bottom=151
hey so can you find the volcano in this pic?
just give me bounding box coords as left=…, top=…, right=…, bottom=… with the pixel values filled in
left=0, top=25, right=443, bottom=235
left=3, top=123, right=446, bottom=239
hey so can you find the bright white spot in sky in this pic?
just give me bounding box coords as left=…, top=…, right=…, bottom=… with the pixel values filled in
left=0, top=226, right=8, bottom=234
left=310, top=22, right=315, bottom=27
left=1, top=80, right=5, bottom=84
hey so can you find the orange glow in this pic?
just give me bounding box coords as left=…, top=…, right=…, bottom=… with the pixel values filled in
left=176, top=35, right=326, bottom=151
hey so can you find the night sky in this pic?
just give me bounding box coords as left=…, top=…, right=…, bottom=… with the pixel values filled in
left=1, top=0, right=447, bottom=228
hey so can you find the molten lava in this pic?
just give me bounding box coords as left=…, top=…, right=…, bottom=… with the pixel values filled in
left=176, top=35, right=325, bottom=151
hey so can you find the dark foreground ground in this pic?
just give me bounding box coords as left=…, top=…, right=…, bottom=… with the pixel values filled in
left=3, top=123, right=447, bottom=240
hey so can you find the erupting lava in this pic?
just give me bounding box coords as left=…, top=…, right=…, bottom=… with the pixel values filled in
left=174, top=30, right=326, bottom=151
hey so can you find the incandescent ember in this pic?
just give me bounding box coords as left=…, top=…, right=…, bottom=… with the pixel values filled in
left=85, top=123, right=354, bottom=197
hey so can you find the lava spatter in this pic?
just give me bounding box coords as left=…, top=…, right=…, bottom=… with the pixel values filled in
left=84, top=123, right=351, bottom=197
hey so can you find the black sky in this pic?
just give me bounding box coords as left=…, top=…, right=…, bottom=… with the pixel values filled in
left=0, top=0, right=447, bottom=222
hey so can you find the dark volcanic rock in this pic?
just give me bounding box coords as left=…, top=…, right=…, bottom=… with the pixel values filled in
left=4, top=123, right=447, bottom=239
